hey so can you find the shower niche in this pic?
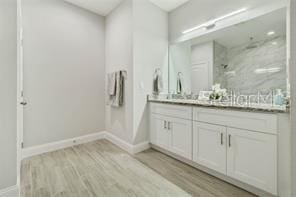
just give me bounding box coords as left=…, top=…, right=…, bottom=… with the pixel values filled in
left=169, top=8, right=287, bottom=95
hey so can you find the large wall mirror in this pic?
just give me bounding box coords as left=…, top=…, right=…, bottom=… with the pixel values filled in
left=169, top=8, right=288, bottom=96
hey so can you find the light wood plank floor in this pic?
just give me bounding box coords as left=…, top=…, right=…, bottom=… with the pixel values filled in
left=21, top=140, right=256, bottom=197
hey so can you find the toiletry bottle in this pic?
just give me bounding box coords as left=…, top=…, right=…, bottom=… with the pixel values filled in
left=274, top=89, right=284, bottom=106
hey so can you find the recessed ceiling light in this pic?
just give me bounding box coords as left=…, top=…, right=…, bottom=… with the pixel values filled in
left=267, top=31, right=275, bottom=36
left=272, top=42, right=277, bottom=45
left=254, top=67, right=281, bottom=74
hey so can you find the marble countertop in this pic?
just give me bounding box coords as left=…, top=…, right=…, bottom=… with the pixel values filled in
left=148, top=96, right=288, bottom=113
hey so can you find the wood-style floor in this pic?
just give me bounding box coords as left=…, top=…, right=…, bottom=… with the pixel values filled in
left=21, top=140, right=256, bottom=197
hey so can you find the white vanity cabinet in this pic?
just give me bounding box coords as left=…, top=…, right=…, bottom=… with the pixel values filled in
left=149, top=103, right=279, bottom=195
left=150, top=114, right=170, bottom=150
left=168, top=116, right=192, bottom=159
left=226, top=127, right=277, bottom=195
left=192, top=107, right=277, bottom=195
left=193, top=122, right=227, bottom=174
left=150, top=104, right=192, bottom=160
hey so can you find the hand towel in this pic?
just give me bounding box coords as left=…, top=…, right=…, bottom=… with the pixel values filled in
left=176, top=75, right=183, bottom=94
left=111, top=71, right=126, bottom=107
left=153, top=70, right=163, bottom=95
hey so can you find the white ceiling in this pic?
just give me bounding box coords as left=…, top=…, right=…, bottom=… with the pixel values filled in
left=64, top=0, right=190, bottom=16
left=63, top=0, right=123, bottom=16
left=149, top=0, right=190, bottom=12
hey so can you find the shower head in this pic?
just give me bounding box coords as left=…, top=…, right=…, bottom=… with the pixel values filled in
left=221, top=64, right=228, bottom=69
left=246, top=37, right=258, bottom=49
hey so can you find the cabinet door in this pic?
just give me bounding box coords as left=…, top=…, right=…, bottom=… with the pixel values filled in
left=168, top=117, right=192, bottom=160
left=227, top=128, right=277, bottom=195
left=193, top=122, right=227, bottom=174
left=150, top=114, right=169, bottom=150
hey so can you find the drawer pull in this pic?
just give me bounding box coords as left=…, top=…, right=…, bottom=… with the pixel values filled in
left=228, top=135, right=232, bottom=147
left=220, top=133, right=223, bottom=145
left=164, top=121, right=167, bottom=129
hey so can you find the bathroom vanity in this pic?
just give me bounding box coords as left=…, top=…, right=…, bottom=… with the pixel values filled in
left=148, top=98, right=289, bottom=196
left=148, top=5, right=291, bottom=196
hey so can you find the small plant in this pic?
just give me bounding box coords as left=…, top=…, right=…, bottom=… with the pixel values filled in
left=209, top=84, right=227, bottom=101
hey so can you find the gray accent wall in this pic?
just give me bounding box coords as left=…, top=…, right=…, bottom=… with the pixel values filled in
left=0, top=0, right=17, bottom=190
left=105, top=0, right=168, bottom=145
left=23, top=0, right=106, bottom=147
left=105, top=0, right=134, bottom=144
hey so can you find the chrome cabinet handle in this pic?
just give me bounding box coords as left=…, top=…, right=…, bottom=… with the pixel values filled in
left=228, top=135, right=232, bottom=147
left=220, top=133, right=223, bottom=145
left=168, top=122, right=171, bottom=130
left=164, top=121, right=167, bottom=129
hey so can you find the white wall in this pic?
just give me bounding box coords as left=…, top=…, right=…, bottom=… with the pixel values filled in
left=0, top=0, right=17, bottom=191
left=290, top=0, right=296, bottom=195
left=105, top=0, right=168, bottom=145
left=133, top=0, right=168, bottom=144
left=169, top=0, right=287, bottom=43
left=22, top=0, right=105, bottom=147
left=105, top=0, right=134, bottom=144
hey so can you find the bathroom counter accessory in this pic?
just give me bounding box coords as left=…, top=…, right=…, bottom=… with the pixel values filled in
left=147, top=95, right=288, bottom=113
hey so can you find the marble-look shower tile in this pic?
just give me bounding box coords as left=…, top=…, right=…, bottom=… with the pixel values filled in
left=216, top=36, right=287, bottom=94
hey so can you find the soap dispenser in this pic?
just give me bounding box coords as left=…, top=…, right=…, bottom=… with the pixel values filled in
left=274, top=89, right=284, bottom=106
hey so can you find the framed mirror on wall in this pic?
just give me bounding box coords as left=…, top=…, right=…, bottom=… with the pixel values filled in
left=168, top=8, right=289, bottom=98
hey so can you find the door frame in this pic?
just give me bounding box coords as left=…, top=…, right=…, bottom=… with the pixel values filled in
left=290, top=0, right=296, bottom=196
left=16, top=0, right=24, bottom=188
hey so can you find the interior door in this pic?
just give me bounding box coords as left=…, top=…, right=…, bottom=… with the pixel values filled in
left=191, top=62, right=209, bottom=94
left=227, top=127, right=277, bottom=195
left=17, top=0, right=25, bottom=185
left=168, top=117, right=192, bottom=160
left=193, top=122, right=227, bottom=174
left=150, top=114, right=169, bottom=150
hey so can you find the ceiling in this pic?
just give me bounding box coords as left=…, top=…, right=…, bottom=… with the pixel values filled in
left=64, top=0, right=190, bottom=16
left=63, top=0, right=123, bottom=16
left=149, top=0, right=190, bottom=12
left=189, top=8, right=286, bottom=48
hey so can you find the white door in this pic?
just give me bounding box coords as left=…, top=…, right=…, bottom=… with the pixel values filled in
left=191, top=62, right=209, bottom=94
left=193, top=122, right=227, bottom=174
left=17, top=0, right=25, bottom=185
left=168, top=117, right=192, bottom=160
left=150, top=114, right=169, bottom=150
left=227, top=128, right=277, bottom=195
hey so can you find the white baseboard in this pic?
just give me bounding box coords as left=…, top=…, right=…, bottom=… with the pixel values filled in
left=104, top=132, right=134, bottom=154
left=22, top=131, right=105, bottom=159
left=131, top=141, right=150, bottom=154
left=22, top=131, right=150, bottom=159
left=104, top=132, right=150, bottom=154
left=0, top=185, right=19, bottom=197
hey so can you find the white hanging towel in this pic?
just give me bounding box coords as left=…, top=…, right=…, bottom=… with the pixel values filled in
left=153, top=69, right=163, bottom=95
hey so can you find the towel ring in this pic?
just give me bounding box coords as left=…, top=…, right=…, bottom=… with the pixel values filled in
left=154, top=68, right=162, bottom=75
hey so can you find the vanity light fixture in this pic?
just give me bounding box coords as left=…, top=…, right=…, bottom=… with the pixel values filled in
left=267, top=31, right=275, bottom=36
left=182, top=7, right=247, bottom=34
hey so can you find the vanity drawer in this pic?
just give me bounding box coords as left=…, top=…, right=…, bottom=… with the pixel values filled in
left=193, top=107, right=277, bottom=134
left=150, top=103, right=192, bottom=120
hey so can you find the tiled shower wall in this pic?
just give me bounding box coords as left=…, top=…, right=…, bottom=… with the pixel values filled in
left=214, top=36, right=287, bottom=95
